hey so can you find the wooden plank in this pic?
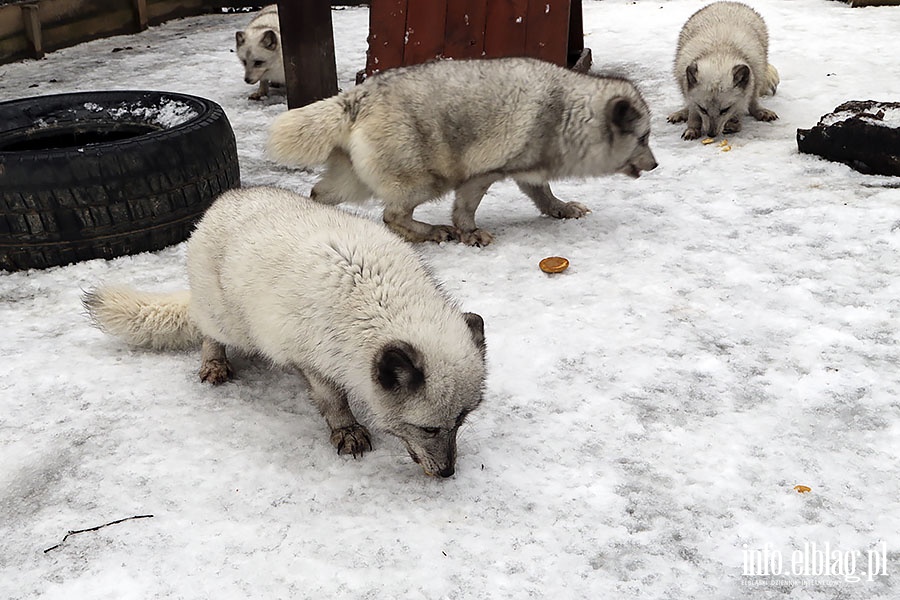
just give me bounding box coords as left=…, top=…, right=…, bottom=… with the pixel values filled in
left=133, top=0, right=148, bottom=31
left=524, top=0, right=569, bottom=66
left=144, top=0, right=204, bottom=25
left=567, top=0, right=584, bottom=66
left=40, top=8, right=133, bottom=50
left=444, top=0, right=487, bottom=60
left=403, top=0, right=446, bottom=66
left=20, top=3, right=42, bottom=58
left=483, top=0, right=528, bottom=59
left=366, top=0, right=406, bottom=75
left=277, top=0, right=338, bottom=108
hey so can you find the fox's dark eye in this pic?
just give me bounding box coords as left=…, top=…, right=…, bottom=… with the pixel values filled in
left=719, top=106, right=731, bottom=115
left=253, top=60, right=265, bottom=68
left=421, top=427, right=440, bottom=436
left=697, top=106, right=708, bottom=115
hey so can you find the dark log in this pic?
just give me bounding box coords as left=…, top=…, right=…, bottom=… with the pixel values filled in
left=797, top=100, right=900, bottom=177
left=276, top=0, right=338, bottom=108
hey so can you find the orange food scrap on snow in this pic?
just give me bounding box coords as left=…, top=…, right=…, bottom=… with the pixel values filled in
left=539, top=257, right=570, bottom=274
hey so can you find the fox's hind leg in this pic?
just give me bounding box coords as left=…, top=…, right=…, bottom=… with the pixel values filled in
left=199, top=337, right=233, bottom=384
left=310, top=150, right=372, bottom=206
left=452, top=175, right=502, bottom=246
left=381, top=191, right=459, bottom=244
left=516, top=181, right=589, bottom=220
left=301, top=369, right=372, bottom=458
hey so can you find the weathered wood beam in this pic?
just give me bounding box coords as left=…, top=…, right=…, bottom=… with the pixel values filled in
left=21, top=3, right=43, bottom=59
left=276, top=0, right=339, bottom=109
left=133, top=0, right=149, bottom=31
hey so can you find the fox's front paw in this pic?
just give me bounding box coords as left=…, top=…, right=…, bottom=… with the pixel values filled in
left=723, top=117, right=742, bottom=134
left=549, top=201, right=590, bottom=219
left=199, top=359, right=233, bottom=385
left=248, top=91, right=267, bottom=101
left=331, top=424, right=373, bottom=458
left=667, top=108, right=688, bottom=124
left=457, top=228, right=494, bottom=247
left=753, top=108, right=778, bottom=122
left=682, top=127, right=701, bottom=141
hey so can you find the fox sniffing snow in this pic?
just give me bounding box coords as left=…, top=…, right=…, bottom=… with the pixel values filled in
left=83, top=186, right=487, bottom=478
left=668, top=1, right=779, bottom=140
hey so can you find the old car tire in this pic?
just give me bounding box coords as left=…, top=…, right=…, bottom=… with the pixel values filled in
left=0, top=90, right=240, bottom=271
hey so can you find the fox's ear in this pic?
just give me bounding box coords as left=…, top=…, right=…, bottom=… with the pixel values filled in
left=686, top=62, right=699, bottom=89
left=463, top=312, right=486, bottom=354
left=235, top=31, right=246, bottom=47
left=606, top=97, right=642, bottom=134
left=732, top=64, right=751, bottom=89
left=261, top=30, right=279, bottom=51
left=375, top=342, right=425, bottom=392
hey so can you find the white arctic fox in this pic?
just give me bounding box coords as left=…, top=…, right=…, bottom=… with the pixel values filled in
left=668, top=1, right=780, bottom=140
left=83, top=187, right=487, bottom=478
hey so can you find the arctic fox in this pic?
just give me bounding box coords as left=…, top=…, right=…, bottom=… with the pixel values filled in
left=235, top=5, right=284, bottom=100
left=667, top=1, right=779, bottom=140
left=268, top=57, right=657, bottom=246
left=83, top=187, right=487, bottom=478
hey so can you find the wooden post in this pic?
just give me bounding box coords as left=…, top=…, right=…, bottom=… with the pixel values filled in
left=21, top=4, right=43, bottom=59
left=133, top=0, right=149, bottom=31
left=276, top=0, right=339, bottom=109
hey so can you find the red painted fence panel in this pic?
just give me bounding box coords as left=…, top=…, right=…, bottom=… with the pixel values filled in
left=366, top=0, right=582, bottom=76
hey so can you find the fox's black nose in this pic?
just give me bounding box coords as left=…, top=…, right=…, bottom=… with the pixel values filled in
left=438, top=466, right=455, bottom=478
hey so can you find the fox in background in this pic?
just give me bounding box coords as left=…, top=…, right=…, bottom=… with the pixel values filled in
left=668, top=1, right=780, bottom=140
left=235, top=5, right=284, bottom=101
left=268, top=57, right=657, bottom=247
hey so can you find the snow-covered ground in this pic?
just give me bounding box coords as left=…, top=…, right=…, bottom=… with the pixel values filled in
left=2, top=1, right=900, bottom=597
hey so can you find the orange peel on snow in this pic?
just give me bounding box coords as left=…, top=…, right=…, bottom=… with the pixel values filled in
left=539, top=257, right=570, bottom=274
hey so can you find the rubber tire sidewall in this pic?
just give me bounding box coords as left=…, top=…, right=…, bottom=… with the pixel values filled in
left=0, top=90, right=240, bottom=271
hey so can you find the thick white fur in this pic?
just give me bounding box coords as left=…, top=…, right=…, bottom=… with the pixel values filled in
left=84, top=187, right=486, bottom=476
left=83, top=287, right=199, bottom=350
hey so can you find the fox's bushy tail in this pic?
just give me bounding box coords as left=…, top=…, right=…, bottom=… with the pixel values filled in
left=83, top=286, right=202, bottom=351
left=267, top=96, right=351, bottom=166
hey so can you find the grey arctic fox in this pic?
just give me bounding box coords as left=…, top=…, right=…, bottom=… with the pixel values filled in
left=83, top=187, right=487, bottom=478
left=268, top=57, right=657, bottom=246
left=668, top=1, right=780, bottom=140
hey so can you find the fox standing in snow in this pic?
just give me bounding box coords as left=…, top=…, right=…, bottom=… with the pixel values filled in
left=83, top=187, right=487, bottom=478
left=235, top=5, right=284, bottom=100
left=668, top=1, right=780, bottom=140
left=268, top=57, right=657, bottom=246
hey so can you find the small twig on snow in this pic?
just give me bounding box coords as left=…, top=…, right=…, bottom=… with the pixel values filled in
left=43, top=514, right=154, bottom=553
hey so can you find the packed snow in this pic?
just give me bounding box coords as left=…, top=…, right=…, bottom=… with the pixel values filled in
left=1, top=1, right=899, bottom=598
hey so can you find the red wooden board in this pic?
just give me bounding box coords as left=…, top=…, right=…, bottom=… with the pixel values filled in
left=444, top=0, right=489, bottom=60
left=483, top=0, right=528, bottom=59
left=525, top=0, right=570, bottom=65
left=404, top=0, right=448, bottom=66
left=366, top=0, right=407, bottom=75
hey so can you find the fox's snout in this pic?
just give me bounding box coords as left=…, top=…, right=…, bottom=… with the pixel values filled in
left=405, top=435, right=458, bottom=478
